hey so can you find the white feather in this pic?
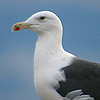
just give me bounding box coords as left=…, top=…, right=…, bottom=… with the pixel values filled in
left=25, top=11, right=92, bottom=100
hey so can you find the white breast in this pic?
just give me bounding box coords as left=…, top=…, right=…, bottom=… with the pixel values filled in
left=34, top=48, right=75, bottom=100
left=33, top=29, right=75, bottom=100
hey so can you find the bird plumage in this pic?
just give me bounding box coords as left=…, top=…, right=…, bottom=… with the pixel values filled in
left=56, top=58, right=100, bottom=100
left=12, top=11, right=100, bottom=100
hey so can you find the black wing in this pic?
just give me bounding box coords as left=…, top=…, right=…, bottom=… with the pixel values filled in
left=56, top=58, right=100, bottom=100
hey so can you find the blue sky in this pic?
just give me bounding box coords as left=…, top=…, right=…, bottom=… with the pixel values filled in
left=0, top=0, right=100, bottom=100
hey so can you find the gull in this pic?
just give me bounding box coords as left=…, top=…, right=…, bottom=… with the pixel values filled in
left=12, top=11, right=100, bottom=100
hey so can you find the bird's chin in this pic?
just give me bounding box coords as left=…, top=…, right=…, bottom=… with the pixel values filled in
left=28, top=25, right=42, bottom=33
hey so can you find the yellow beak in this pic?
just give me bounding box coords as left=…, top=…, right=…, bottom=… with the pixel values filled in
left=12, top=22, right=32, bottom=32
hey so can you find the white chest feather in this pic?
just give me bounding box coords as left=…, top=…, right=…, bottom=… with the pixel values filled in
left=33, top=33, right=75, bottom=100
left=34, top=55, right=74, bottom=100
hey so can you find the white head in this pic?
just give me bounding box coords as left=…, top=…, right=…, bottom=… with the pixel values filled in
left=12, top=11, right=64, bottom=56
left=12, top=11, right=63, bottom=36
left=12, top=11, right=75, bottom=68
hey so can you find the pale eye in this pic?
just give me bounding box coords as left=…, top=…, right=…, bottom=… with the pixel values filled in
left=40, top=16, right=45, bottom=20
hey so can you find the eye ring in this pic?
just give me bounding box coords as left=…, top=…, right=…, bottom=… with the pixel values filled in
left=40, top=16, right=45, bottom=20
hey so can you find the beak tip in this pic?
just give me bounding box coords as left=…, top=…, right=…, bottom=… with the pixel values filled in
left=11, top=21, right=30, bottom=32
left=11, top=29, right=14, bottom=32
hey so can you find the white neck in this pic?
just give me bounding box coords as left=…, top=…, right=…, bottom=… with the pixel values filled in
left=35, top=29, right=63, bottom=57
left=34, top=30, right=75, bottom=70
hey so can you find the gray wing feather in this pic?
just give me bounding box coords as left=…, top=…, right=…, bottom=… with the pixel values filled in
left=63, top=89, right=94, bottom=100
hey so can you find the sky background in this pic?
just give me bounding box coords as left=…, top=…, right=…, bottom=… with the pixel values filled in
left=0, top=0, right=100, bottom=100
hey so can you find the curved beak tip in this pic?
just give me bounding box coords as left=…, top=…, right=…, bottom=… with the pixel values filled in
left=11, top=29, right=14, bottom=32
left=11, top=21, right=32, bottom=32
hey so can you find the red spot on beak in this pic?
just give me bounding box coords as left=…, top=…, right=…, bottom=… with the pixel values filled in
left=14, top=26, right=21, bottom=31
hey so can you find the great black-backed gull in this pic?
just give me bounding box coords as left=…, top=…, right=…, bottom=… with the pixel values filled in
left=12, top=11, right=100, bottom=100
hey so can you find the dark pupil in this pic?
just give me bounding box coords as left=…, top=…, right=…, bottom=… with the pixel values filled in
left=40, top=16, right=45, bottom=20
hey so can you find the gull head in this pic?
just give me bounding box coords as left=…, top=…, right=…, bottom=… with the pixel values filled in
left=12, top=11, right=63, bottom=35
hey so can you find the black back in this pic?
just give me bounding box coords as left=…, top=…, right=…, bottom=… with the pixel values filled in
left=56, top=58, right=100, bottom=100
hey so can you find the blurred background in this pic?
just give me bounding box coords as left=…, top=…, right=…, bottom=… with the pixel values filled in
left=0, top=0, right=100, bottom=100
